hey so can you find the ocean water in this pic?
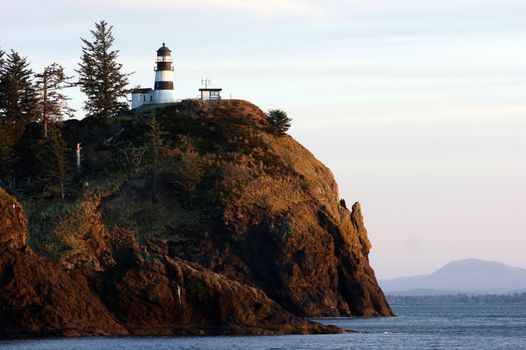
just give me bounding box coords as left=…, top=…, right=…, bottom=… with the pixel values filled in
left=2, top=305, right=526, bottom=350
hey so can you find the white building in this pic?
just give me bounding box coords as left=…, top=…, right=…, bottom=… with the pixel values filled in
left=199, top=88, right=222, bottom=100
left=198, top=78, right=222, bottom=101
left=131, top=43, right=176, bottom=109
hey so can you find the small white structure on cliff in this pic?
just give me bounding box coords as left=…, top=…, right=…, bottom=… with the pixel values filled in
left=131, top=43, right=176, bottom=109
left=199, top=78, right=222, bottom=101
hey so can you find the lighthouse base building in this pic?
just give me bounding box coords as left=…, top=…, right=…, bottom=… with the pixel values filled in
left=131, top=43, right=176, bottom=109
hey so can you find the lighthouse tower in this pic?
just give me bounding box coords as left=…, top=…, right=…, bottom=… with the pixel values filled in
left=152, top=43, right=175, bottom=104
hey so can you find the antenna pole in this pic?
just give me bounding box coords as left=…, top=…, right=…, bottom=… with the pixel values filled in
left=201, top=78, right=210, bottom=89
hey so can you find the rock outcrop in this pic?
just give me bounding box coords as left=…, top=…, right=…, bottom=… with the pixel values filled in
left=1, top=99, right=392, bottom=338
left=0, top=249, right=127, bottom=337
left=0, top=188, right=28, bottom=251
left=94, top=249, right=339, bottom=335
left=0, top=189, right=339, bottom=337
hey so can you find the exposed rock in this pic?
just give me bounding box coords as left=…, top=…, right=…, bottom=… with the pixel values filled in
left=0, top=240, right=339, bottom=338
left=57, top=195, right=115, bottom=271
left=0, top=188, right=28, bottom=251
left=0, top=191, right=339, bottom=337
left=0, top=190, right=122, bottom=337
left=0, top=248, right=127, bottom=337
left=94, top=249, right=340, bottom=335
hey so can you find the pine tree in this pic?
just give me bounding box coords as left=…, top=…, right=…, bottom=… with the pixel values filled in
left=77, top=20, right=130, bottom=119
left=167, top=139, right=205, bottom=207
left=0, top=50, right=39, bottom=179
left=145, top=115, right=168, bottom=202
left=34, top=128, right=71, bottom=201
left=267, top=109, right=292, bottom=136
left=35, top=63, right=75, bottom=138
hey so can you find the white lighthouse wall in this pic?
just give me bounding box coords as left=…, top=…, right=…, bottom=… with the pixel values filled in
left=153, top=89, right=175, bottom=104
left=155, top=70, right=174, bottom=82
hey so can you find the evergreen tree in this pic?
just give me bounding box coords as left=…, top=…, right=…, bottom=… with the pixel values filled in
left=167, top=139, right=204, bottom=207
left=145, top=115, right=168, bottom=203
left=34, top=128, right=71, bottom=201
left=35, top=63, right=75, bottom=138
left=267, top=109, right=292, bottom=136
left=0, top=50, right=39, bottom=179
left=77, top=20, right=130, bottom=119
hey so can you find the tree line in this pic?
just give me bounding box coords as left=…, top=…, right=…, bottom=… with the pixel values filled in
left=1, top=20, right=294, bottom=201
left=387, top=293, right=526, bottom=305
left=0, top=20, right=129, bottom=197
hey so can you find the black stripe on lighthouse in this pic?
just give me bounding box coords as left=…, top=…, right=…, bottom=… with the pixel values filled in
left=156, top=62, right=172, bottom=71
left=155, top=81, right=174, bottom=90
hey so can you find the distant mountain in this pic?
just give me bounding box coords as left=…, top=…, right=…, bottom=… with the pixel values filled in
left=381, top=259, right=526, bottom=295
left=385, top=289, right=461, bottom=296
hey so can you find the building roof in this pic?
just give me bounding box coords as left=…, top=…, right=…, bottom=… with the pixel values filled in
left=157, top=43, right=171, bottom=55
left=131, top=88, right=153, bottom=94
left=199, top=88, right=223, bottom=91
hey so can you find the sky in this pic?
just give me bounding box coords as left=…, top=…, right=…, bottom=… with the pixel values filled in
left=1, top=0, right=525, bottom=278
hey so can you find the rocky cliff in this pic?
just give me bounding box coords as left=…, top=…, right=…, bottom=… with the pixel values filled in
left=0, top=99, right=392, bottom=338
left=0, top=188, right=28, bottom=251
left=0, top=188, right=339, bottom=337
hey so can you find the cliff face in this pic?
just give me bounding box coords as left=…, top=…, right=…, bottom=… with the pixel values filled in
left=0, top=190, right=339, bottom=337
left=1, top=99, right=392, bottom=338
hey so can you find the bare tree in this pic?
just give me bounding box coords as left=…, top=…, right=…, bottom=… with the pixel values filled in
left=35, top=63, right=75, bottom=138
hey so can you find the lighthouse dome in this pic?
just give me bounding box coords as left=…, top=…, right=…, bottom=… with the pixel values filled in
left=157, top=43, right=171, bottom=55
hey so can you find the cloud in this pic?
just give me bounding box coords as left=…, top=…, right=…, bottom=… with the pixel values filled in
left=1, top=0, right=330, bottom=23
left=82, top=0, right=328, bottom=18
left=202, top=0, right=328, bottom=17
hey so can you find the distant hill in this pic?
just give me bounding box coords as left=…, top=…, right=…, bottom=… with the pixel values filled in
left=387, top=292, right=526, bottom=305
left=381, top=259, right=526, bottom=295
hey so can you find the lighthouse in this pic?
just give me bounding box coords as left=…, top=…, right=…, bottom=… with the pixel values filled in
left=153, top=43, right=175, bottom=104
left=131, top=43, right=176, bottom=109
